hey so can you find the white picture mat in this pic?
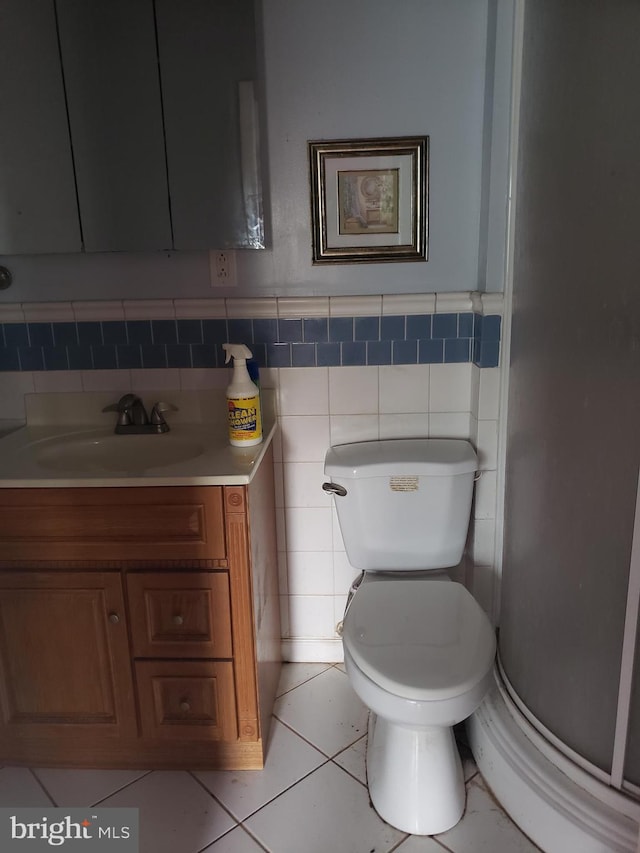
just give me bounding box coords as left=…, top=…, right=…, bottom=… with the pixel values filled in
left=324, top=154, right=415, bottom=248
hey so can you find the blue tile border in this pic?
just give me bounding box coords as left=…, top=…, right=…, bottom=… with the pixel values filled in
left=0, top=312, right=500, bottom=371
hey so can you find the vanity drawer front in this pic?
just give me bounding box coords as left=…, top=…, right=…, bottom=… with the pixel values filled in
left=127, top=571, right=232, bottom=658
left=136, top=660, right=237, bottom=741
left=0, top=487, right=226, bottom=562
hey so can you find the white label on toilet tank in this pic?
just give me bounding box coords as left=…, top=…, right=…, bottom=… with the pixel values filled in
left=389, top=476, right=419, bottom=491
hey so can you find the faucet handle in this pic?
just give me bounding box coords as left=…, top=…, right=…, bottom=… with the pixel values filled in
left=102, top=399, right=132, bottom=426
left=151, top=401, right=178, bottom=426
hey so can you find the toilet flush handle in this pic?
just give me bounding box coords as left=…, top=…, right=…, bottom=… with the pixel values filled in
left=322, top=481, right=347, bottom=497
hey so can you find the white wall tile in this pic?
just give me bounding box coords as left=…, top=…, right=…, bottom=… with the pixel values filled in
left=471, top=564, right=496, bottom=620
left=178, top=368, right=227, bottom=390
left=329, top=366, right=378, bottom=415
left=279, top=594, right=291, bottom=637
left=472, top=518, right=496, bottom=566
left=470, top=363, right=481, bottom=416
left=0, top=304, right=25, bottom=322
left=429, top=412, right=473, bottom=439
left=288, top=595, right=335, bottom=638
left=277, top=551, right=289, bottom=595
left=283, top=462, right=331, bottom=507
left=80, top=369, right=131, bottom=392
left=379, top=364, right=429, bottom=414
left=434, top=292, right=474, bottom=313
left=174, top=298, right=226, bottom=319
left=334, top=594, right=348, bottom=632
left=381, top=294, right=435, bottom=315
left=478, top=367, right=501, bottom=420
left=429, top=363, right=472, bottom=412
left=474, top=469, right=497, bottom=519
left=0, top=372, right=35, bottom=419
left=285, top=507, right=333, bottom=552
left=130, top=369, right=181, bottom=391
left=287, top=551, right=334, bottom=595
left=274, top=462, right=285, bottom=508
left=73, top=301, right=125, bottom=321
left=123, top=300, right=175, bottom=320
left=329, top=295, right=382, bottom=317
left=332, top=508, right=345, bottom=552
left=33, top=371, right=83, bottom=393
left=226, top=297, right=278, bottom=318
left=277, top=296, right=329, bottom=318
left=329, top=414, right=379, bottom=446
left=23, top=303, right=75, bottom=322
left=476, top=418, right=498, bottom=470
left=379, top=413, right=429, bottom=439
left=279, top=415, right=330, bottom=462
left=279, top=368, right=329, bottom=416
left=276, top=506, right=288, bottom=552
left=333, top=551, right=359, bottom=594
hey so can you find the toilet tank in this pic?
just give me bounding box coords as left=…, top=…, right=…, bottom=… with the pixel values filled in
left=324, top=439, right=478, bottom=571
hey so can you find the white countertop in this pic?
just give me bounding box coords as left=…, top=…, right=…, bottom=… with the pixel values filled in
left=0, top=390, right=276, bottom=488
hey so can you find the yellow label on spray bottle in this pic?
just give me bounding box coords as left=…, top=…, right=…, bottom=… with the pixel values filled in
left=227, top=395, right=262, bottom=443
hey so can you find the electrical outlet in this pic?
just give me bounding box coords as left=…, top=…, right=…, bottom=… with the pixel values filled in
left=210, top=250, right=237, bottom=287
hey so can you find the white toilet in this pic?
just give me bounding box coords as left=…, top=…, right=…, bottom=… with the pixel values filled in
left=323, top=438, right=496, bottom=836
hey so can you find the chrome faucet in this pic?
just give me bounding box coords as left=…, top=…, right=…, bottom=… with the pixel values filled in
left=103, top=395, right=177, bottom=434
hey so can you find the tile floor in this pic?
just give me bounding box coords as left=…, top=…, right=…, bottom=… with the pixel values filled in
left=0, top=663, right=541, bottom=852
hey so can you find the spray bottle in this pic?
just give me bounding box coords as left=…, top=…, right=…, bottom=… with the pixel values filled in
left=222, top=343, right=263, bottom=447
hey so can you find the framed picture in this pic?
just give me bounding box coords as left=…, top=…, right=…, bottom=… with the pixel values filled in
left=308, top=136, right=428, bottom=264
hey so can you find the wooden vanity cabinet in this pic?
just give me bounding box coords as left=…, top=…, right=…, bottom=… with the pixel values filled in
left=0, top=446, right=280, bottom=770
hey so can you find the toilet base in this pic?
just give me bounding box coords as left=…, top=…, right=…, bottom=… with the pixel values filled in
left=366, top=713, right=466, bottom=835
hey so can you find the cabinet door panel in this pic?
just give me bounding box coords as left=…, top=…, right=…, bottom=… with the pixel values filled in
left=0, top=572, right=135, bottom=739
left=128, top=571, right=232, bottom=658
left=56, top=0, right=171, bottom=251
left=156, top=0, right=258, bottom=249
left=0, top=0, right=81, bottom=253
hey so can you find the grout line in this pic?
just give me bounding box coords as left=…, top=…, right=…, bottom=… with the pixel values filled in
left=28, top=769, right=56, bottom=806
left=89, top=769, right=155, bottom=807
left=274, top=664, right=334, bottom=699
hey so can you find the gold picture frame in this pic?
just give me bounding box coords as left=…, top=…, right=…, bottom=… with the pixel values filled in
left=309, top=136, right=428, bottom=264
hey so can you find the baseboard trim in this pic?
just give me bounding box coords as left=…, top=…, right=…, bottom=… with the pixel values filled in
left=281, top=638, right=344, bottom=663
left=468, top=667, right=639, bottom=853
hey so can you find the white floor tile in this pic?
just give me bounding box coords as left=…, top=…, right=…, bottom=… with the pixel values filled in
left=333, top=735, right=367, bottom=784
left=245, top=761, right=405, bottom=853
left=435, top=776, right=541, bottom=852
left=0, top=767, right=53, bottom=807
left=202, top=825, right=267, bottom=852
left=273, top=666, right=369, bottom=756
left=194, top=719, right=326, bottom=821
left=276, top=662, right=333, bottom=697
left=391, top=834, right=447, bottom=852
left=32, top=767, right=149, bottom=807
left=98, top=771, right=236, bottom=853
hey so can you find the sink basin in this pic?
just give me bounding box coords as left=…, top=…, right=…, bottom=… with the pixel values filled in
left=30, top=432, right=207, bottom=473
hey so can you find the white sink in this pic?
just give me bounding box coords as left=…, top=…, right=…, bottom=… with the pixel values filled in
left=30, top=431, right=206, bottom=474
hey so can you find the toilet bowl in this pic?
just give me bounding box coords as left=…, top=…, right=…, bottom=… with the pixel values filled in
left=323, top=438, right=496, bottom=835
left=342, top=574, right=495, bottom=835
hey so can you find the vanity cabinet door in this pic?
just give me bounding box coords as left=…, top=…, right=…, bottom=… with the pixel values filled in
left=0, top=571, right=136, bottom=743
left=0, top=0, right=81, bottom=254
left=56, top=0, right=172, bottom=251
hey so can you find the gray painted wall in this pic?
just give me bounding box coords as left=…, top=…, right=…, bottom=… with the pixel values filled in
left=500, top=1, right=640, bottom=775
left=0, top=0, right=509, bottom=303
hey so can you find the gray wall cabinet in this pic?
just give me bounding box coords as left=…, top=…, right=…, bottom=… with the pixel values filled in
left=0, top=0, right=261, bottom=255
left=0, top=0, right=82, bottom=254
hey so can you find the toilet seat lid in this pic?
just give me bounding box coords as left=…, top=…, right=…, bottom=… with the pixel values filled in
left=343, top=578, right=496, bottom=702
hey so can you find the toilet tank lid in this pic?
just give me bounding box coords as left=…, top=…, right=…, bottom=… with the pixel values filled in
left=324, top=439, right=477, bottom=478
